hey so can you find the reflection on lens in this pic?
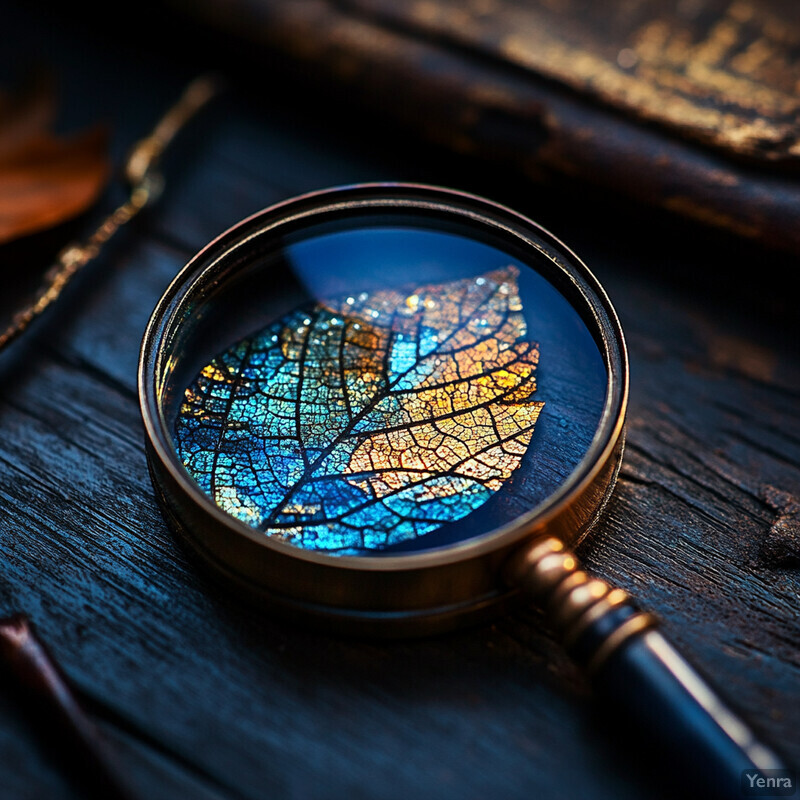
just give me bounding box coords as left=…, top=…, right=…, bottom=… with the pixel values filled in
left=168, top=224, right=607, bottom=555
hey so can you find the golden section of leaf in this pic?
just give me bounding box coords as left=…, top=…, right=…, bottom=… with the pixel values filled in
left=344, top=266, right=543, bottom=507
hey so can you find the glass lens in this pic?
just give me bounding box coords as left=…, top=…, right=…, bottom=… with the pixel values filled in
left=162, top=209, right=609, bottom=556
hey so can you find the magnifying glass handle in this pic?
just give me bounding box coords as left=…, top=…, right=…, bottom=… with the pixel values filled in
left=508, top=537, right=791, bottom=799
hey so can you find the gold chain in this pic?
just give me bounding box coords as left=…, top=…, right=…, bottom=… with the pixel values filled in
left=0, top=74, right=222, bottom=352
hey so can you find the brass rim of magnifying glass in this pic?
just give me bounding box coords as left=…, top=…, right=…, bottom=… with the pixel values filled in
left=138, top=183, right=628, bottom=637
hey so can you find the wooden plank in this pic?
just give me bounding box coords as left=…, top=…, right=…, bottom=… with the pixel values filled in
left=0, top=4, right=797, bottom=799
left=165, top=0, right=800, bottom=255
left=0, top=690, right=79, bottom=800
left=0, top=223, right=657, bottom=800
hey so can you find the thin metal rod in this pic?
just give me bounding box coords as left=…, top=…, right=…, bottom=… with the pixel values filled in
left=0, top=614, right=138, bottom=800
left=0, top=73, right=222, bottom=353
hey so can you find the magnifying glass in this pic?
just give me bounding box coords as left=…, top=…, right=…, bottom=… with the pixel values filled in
left=138, top=184, right=788, bottom=797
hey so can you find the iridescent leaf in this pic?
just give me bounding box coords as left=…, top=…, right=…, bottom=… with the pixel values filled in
left=175, top=266, right=544, bottom=554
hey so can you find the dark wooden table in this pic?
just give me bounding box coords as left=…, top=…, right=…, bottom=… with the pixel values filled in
left=1, top=4, right=798, bottom=799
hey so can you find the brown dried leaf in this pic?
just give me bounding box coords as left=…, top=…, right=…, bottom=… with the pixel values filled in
left=0, top=74, right=110, bottom=245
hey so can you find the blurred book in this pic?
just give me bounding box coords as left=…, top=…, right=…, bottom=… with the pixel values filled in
left=172, top=0, right=800, bottom=254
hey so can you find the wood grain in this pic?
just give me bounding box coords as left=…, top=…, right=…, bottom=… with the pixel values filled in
left=0, top=4, right=797, bottom=799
